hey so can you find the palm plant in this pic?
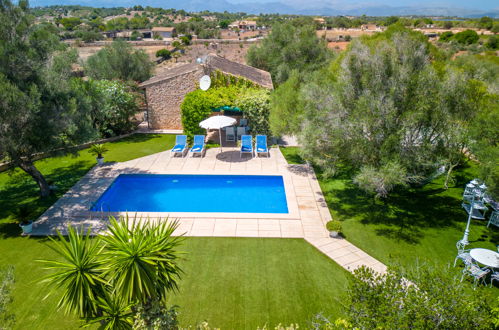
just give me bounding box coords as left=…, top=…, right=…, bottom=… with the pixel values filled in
left=38, top=226, right=106, bottom=318
left=88, top=144, right=109, bottom=159
left=38, top=215, right=183, bottom=328
left=100, top=215, right=183, bottom=305
left=84, top=292, right=134, bottom=330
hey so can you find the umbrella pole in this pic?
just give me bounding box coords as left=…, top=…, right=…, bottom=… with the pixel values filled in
left=219, top=128, right=222, bottom=152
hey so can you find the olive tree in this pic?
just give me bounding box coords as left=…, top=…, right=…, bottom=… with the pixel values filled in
left=299, top=27, right=480, bottom=197
left=246, top=21, right=330, bottom=85
left=84, top=40, right=154, bottom=82
left=341, top=265, right=495, bottom=329
left=0, top=0, right=97, bottom=197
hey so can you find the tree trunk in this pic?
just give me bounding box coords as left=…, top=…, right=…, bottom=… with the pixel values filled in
left=444, top=163, right=458, bottom=190
left=18, top=159, right=51, bottom=197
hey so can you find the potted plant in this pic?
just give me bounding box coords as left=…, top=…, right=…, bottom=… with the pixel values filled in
left=326, top=220, right=342, bottom=238
left=16, top=205, right=33, bottom=235
left=89, top=144, right=109, bottom=165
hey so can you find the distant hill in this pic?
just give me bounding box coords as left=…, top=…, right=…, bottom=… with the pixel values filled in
left=29, top=0, right=499, bottom=18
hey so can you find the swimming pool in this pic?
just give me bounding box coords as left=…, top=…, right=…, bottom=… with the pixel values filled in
left=90, top=174, right=288, bottom=213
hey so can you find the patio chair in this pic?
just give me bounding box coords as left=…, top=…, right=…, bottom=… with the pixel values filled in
left=461, top=263, right=490, bottom=286
left=454, top=248, right=473, bottom=267
left=463, top=183, right=476, bottom=199
left=240, top=118, right=248, bottom=126
left=240, top=135, right=253, bottom=158
left=256, top=135, right=269, bottom=157
left=491, top=271, right=499, bottom=287
left=454, top=241, right=472, bottom=267
left=190, top=135, right=206, bottom=157
left=171, top=135, right=188, bottom=157
left=237, top=127, right=246, bottom=140
left=226, top=126, right=235, bottom=142
left=487, top=211, right=499, bottom=228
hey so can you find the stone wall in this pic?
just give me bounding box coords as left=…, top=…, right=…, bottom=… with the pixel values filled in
left=146, top=68, right=204, bottom=129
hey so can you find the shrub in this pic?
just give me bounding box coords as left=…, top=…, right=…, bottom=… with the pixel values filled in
left=180, top=89, right=224, bottom=142
left=74, top=79, right=142, bottom=137
left=326, top=220, right=341, bottom=232
left=453, top=29, right=479, bottom=45
left=133, top=301, right=179, bottom=329
left=439, top=31, right=454, bottom=42
left=344, top=265, right=495, bottom=329
left=353, top=162, right=408, bottom=198
left=130, top=30, right=140, bottom=41
left=485, top=35, right=498, bottom=50
left=0, top=266, right=14, bottom=327
left=180, top=35, right=191, bottom=45
left=155, top=48, right=171, bottom=60
left=235, top=88, right=271, bottom=136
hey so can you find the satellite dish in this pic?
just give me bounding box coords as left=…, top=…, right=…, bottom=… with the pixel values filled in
left=199, top=75, right=211, bottom=91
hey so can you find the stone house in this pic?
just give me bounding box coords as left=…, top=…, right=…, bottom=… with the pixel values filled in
left=139, top=54, right=273, bottom=130
left=152, top=27, right=176, bottom=39
left=228, top=20, right=257, bottom=31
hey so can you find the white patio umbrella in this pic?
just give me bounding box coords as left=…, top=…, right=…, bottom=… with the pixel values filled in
left=199, top=115, right=236, bottom=152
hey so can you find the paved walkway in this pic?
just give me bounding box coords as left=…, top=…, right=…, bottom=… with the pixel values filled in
left=33, top=146, right=386, bottom=274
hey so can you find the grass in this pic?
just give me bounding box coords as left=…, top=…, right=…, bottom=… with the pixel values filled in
left=0, top=133, right=175, bottom=231
left=279, top=147, right=499, bottom=269
left=0, top=134, right=351, bottom=328
left=279, top=146, right=305, bottom=165
left=169, top=238, right=350, bottom=328
left=0, top=236, right=350, bottom=329
left=0, top=133, right=176, bottom=328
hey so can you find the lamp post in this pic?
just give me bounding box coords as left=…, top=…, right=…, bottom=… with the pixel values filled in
left=459, top=193, right=474, bottom=247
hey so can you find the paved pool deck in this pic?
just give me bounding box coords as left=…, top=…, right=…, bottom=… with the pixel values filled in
left=33, top=146, right=387, bottom=274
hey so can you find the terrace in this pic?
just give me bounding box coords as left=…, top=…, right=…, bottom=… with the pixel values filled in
left=32, top=142, right=387, bottom=274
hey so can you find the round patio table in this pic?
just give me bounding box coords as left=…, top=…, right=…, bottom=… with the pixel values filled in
left=470, top=248, right=499, bottom=268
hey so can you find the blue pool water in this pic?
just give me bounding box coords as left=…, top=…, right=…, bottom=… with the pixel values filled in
left=90, top=174, right=288, bottom=213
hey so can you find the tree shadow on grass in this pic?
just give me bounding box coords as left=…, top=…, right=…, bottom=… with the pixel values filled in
left=319, top=171, right=477, bottom=245
left=0, top=161, right=93, bottom=238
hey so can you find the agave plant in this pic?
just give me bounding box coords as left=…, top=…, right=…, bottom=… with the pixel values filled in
left=100, top=215, right=183, bottom=305
left=38, top=226, right=106, bottom=318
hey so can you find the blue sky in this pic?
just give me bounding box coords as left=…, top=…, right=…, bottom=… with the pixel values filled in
left=229, top=0, right=498, bottom=10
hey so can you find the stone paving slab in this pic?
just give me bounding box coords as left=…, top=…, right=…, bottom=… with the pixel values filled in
left=32, top=143, right=387, bottom=274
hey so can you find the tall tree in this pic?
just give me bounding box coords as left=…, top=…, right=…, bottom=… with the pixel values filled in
left=246, top=21, right=330, bottom=85
left=0, top=0, right=97, bottom=197
left=299, top=27, right=481, bottom=197
left=84, top=40, right=154, bottom=82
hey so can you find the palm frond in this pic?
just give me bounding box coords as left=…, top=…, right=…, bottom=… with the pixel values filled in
left=37, top=226, right=106, bottom=318
left=99, top=215, right=183, bottom=304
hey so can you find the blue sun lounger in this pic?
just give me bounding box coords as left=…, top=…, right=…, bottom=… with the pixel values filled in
left=240, top=135, right=253, bottom=158
left=256, top=135, right=269, bottom=157
left=190, top=135, right=206, bottom=157
left=171, top=135, right=188, bottom=157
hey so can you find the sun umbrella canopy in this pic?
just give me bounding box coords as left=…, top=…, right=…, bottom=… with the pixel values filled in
left=199, top=115, right=236, bottom=129
left=199, top=115, right=237, bottom=153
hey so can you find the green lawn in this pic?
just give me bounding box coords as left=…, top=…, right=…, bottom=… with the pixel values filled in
left=280, top=147, right=499, bottom=269
left=0, top=133, right=175, bottom=232
left=169, top=238, right=349, bottom=328
left=0, top=135, right=351, bottom=329
left=0, top=236, right=350, bottom=329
